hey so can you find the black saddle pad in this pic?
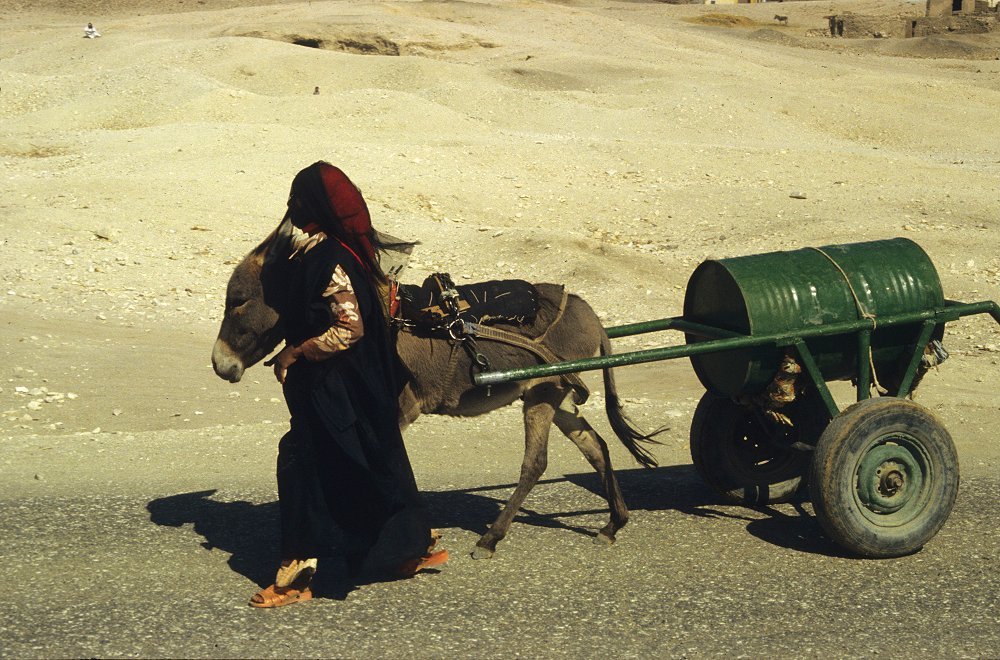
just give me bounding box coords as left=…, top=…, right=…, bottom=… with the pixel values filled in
left=399, top=276, right=539, bottom=328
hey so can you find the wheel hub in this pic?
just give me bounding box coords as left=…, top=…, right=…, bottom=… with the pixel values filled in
left=856, top=442, right=926, bottom=515
left=877, top=461, right=906, bottom=498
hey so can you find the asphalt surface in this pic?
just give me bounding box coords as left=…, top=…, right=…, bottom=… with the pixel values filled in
left=2, top=412, right=999, bottom=659
left=3, top=303, right=998, bottom=657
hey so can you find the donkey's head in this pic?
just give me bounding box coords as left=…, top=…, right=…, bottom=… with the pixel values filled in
left=211, top=217, right=297, bottom=383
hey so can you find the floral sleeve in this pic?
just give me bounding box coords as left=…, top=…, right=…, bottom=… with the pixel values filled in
left=298, top=264, right=364, bottom=361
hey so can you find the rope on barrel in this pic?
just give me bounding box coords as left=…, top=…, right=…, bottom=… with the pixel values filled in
left=809, top=247, right=888, bottom=395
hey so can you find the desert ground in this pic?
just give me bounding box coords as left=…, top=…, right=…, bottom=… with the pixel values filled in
left=2, top=0, right=999, bottom=657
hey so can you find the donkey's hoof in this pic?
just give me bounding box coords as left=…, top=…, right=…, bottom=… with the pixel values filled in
left=471, top=546, right=495, bottom=560
left=593, top=531, right=616, bottom=546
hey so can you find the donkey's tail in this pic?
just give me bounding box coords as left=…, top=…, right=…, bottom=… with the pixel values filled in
left=599, top=331, right=666, bottom=468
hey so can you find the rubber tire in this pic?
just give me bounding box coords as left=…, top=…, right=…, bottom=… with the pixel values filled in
left=690, top=391, right=828, bottom=505
left=809, top=397, right=959, bottom=558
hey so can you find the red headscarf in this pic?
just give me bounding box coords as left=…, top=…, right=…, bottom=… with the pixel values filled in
left=317, top=164, right=376, bottom=263
left=287, top=161, right=380, bottom=278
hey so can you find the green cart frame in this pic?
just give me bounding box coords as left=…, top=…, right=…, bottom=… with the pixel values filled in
left=473, top=288, right=1000, bottom=559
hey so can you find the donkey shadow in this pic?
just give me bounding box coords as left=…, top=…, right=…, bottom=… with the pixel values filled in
left=147, top=465, right=843, bottom=593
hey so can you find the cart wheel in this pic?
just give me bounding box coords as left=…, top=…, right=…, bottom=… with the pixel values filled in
left=690, top=392, right=826, bottom=505
left=809, top=397, right=958, bottom=558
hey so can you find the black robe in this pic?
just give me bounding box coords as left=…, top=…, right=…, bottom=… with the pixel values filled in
left=277, top=237, right=430, bottom=578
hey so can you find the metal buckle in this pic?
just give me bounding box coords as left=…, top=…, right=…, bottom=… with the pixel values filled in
left=447, top=317, right=466, bottom=341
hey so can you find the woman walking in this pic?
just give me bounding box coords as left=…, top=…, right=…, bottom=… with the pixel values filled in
left=250, top=162, right=446, bottom=608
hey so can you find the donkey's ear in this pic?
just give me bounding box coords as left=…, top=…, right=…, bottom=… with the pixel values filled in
left=263, top=215, right=296, bottom=268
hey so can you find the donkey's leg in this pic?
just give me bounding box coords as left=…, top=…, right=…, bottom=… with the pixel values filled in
left=472, top=383, right=559, bottom=560
left=553, top=394, right=629, bottom=545
left=397, top=383, right=423, bottom=432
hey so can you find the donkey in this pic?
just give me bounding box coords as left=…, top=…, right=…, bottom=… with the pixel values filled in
left=774, top=14, right=789, bottom=25
left=212, top=217, right=662, bottom=558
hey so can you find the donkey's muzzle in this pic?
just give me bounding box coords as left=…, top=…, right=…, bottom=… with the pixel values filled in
left=212, top=340, right=245, bottom=383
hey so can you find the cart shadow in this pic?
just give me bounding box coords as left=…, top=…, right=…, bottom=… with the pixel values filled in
left=565, top=466, right=849, bottom=558
left=742, top=502, right=851, bottom=558
left=146, top=469, right=844, bottom=592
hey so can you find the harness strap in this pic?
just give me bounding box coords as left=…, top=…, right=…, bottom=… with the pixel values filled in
left=397, top=285, right=587, bottom=401
left=468, top=323, right=589, bottom=402
left=439, top=339, right=465, bottom=402
left=535, top=287, right=569, bottom=345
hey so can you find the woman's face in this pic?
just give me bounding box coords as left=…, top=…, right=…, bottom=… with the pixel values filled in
left=287, top=196, right=321, bottom=235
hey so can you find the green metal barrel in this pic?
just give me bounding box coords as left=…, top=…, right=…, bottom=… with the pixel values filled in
left=683, top=238, right=945, bottom=397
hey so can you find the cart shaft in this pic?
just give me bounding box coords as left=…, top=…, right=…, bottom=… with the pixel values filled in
left=472, top=300, right=1000, bottom=388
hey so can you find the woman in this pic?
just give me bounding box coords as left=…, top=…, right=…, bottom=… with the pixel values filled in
left=250, top=162, right=447, bottom=608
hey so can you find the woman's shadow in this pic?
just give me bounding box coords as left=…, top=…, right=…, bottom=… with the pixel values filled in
left=146, top=482, right=564, bottom=594
left=147, top=468, right=842, bottom=596
left=147, top=490, right=284, bottom=589
left=146, top=485, right=526, bottom=598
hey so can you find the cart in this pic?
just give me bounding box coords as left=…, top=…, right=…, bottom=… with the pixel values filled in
left=473, top=238, right=1000, bottom=558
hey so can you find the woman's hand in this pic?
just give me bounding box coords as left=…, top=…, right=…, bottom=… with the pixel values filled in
left=264, top=344, right=301, bottom=384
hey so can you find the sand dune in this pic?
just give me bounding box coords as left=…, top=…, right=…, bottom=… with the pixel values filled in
left=2, top=0, right=998, bottom=434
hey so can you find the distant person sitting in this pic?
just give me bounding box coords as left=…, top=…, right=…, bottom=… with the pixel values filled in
left=84, top=22, right=101, bottom=38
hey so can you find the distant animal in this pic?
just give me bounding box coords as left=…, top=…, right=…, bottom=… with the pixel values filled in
left=774, top=14, right=789, bottom=25
left=211, top=216, right=664, bottom=559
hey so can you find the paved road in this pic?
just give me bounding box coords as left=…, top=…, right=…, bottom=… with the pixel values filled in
left=2, top=409, right=998, bottom=658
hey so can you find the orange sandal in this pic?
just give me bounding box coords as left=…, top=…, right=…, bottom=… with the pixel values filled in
left=249, top=584, right=313, bottom=608
left=397, top=549, right=449, bottom=579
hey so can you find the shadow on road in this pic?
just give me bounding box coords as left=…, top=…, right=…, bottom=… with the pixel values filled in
left=146, top=490, right=280, bottom=588
left=146, top=468, right=843, bottom=591
left=565, top=465, right=845, bottom=558
left=742, top=502, right=849, bottom=558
